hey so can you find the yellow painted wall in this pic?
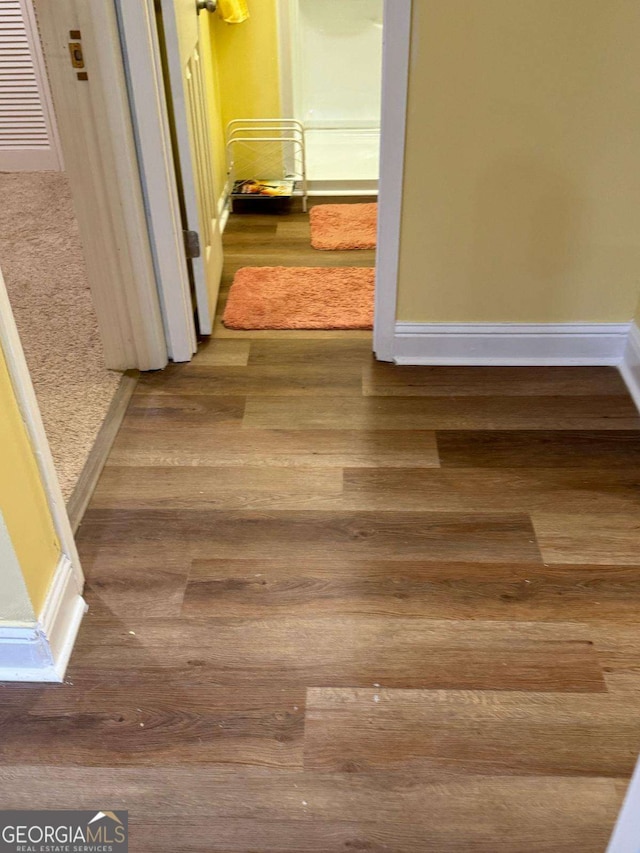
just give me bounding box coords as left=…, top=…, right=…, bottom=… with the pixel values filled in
left=397, top=0, right=640, bottom=324
left=0, top=345, right=59, bottom=616
left=210, top=1, right=281, bottom=130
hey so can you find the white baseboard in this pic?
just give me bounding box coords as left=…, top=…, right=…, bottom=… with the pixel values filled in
left=392, top=322, right=631, bottom=366
left=308, top=181, right=378, bottom=197
left=619, top=322, right=640, bottom=414
left=0, top=556, right=86, bottom=682
left=607, top=755, right=640, bottom=852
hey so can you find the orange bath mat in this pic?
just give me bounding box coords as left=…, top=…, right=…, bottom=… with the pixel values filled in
left=310, top=203, right=378, bottom=250
left=223, top=266, right=374, bottom=330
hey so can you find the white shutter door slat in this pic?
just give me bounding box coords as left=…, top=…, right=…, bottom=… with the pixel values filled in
left=0, top=0, right=62, bottom=169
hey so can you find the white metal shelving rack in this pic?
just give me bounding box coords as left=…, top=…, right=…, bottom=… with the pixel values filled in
left=226, top=118, right=308, bottom=212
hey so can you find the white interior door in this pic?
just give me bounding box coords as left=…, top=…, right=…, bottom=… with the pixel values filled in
left=160, top=0, right=223, bottom=336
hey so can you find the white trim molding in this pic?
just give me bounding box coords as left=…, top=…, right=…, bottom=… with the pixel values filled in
left=607, top=755, right=640, bottom=853
left=619, top=322, right=640, bottom=413
left=373, top=0, right=412, bottom=362
left=116, top=0, right=197, bottom=364
left=392, top=322, right=631, bottom=366
left=0, top=557, right=86, bottom=682
left=0, top=272, right=82, bottom=582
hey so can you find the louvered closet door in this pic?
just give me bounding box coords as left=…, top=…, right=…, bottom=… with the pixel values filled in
left=0, top=0, right=62, bottom=170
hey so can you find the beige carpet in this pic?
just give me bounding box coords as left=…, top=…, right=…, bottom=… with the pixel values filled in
left=0, top=172, right=122, bottom=500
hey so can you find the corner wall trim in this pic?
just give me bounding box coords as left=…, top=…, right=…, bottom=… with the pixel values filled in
left=606, top=755, right=640, bottom=852
left=0, top=556, right=86, bottom=683
left=392, top=322, right=631, bottom=366
left=373, top=0, right=412, bottom=362
left=0, top=272, right=83, bottom=586
left=619, top=322, right=640, bottom=413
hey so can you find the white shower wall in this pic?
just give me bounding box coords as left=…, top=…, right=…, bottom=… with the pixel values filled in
left=282, top=0, right=383, bottom=193
left=297, top=0, right=383, bottom=128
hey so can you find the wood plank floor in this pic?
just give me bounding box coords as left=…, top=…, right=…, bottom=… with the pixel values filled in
left=3, top=202, right=640, bottom=851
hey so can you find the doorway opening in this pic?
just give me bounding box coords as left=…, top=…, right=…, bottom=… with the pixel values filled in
left=116, top=0, right=410, bottom=359
left=121, top=0, right=408, bottom=350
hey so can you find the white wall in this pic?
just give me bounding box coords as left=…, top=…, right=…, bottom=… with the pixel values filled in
left=296, top=0, right=383, bottom=127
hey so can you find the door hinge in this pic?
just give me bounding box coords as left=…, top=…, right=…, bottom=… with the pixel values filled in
left=183, top=229, right=201, bottom=259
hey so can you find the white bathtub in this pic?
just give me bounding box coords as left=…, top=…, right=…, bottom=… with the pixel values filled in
left=279, top=0, right=383, bottom=194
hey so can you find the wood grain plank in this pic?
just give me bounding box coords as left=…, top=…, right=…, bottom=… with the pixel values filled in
left=437, top=430, right=640, bottom=468
left=247, top=339, right=374, bottom=366
left=91, top=466, right=343, bottom=510
left=304, top=688, right=640, bottom=777
left=191, top=339, right=251, bottom=366
left=243, top=395, right=640, bottom=431
left=223, top=217, right=278, bottom=234
left=77, top=541, right=190, bottom=617
left=581, top=625, right=640, bottom=684
left=77, top=509, right=543, bottom=563
left=222, top=248, right=376, bottom=267
left=125, top=394, right=246, bottom=425
left=183, top=558, right=640, bottom=623
left=106, top=428, right=440, bottom=469
left=124, top=812, right=613, bottom=853
left=83, top=570, right=188, bottom=618
left=0, top=683, right=304, bottom=767
left=363, top=363, right=628, bottom=397
left=135, top=363, right=363, bottom=396
left=64, top=616, right=603, bottom=692
left=0, top=766, right=620, bottom=852
left=100, top=462, right=637, bottom=516
left=342, top=467, right=640, bottom=514
left=532, top=513, right=640, bottom=565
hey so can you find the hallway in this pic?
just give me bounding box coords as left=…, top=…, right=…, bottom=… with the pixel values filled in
left=3, top=209, right=640, bottom=850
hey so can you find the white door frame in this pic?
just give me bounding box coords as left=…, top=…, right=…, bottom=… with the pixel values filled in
left=159, top=0, right=225, bottom=337
left=34, top=0, right=169, bottom=371
left=373, top=0, right=411, bottom=361
left=116, top=0, right=197, bottom=363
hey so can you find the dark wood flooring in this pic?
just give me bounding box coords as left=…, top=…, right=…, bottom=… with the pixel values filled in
left=3, top=201, right=640, bottom=851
